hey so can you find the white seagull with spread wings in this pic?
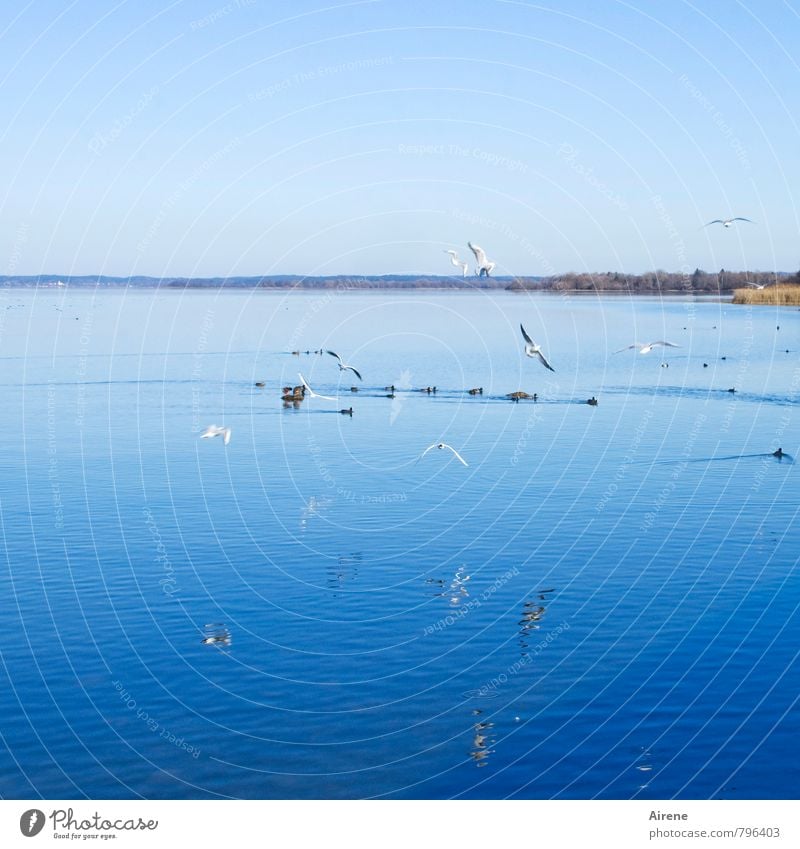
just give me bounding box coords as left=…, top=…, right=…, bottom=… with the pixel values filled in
left=614, top=341, right=680, bottom=355
left=520, top=324, right=555, bottom=372
left=200, top=425, right=231, bottom=445
left=326, top=349, right=362, bottom=381
left=299, top=373, right=337, bottom=401
left=418, top=443, right=469, bottom=467
left=444, top=249, right=469, bottom=277
left=468, top=242, right=496, bottom=277
left=704, top=217, right=753, bottom=229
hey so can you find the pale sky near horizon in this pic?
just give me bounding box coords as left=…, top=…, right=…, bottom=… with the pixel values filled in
left=2, top=0, right=799, bottom=278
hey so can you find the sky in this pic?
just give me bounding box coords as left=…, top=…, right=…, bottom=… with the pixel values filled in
left=1, top=0, right=799, bottom=277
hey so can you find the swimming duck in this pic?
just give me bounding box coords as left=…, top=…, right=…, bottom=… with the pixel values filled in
left=468, top=388, right=483, bottom=395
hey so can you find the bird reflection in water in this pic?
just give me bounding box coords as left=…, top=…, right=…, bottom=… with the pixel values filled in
left=633, top=747, right=655, bottom=791
left=449, top=565, right=470, bottom=605
left=519, top=588, right=555, bottom=653
left=426, top=565, right=470, bottom=603
left=469, top=709, right=495, bottom=767
left=299, top=496, right=333, bottom=530
left=201, top=623, right=231, bottom=648
left=328, top=552, right=361, bottom=595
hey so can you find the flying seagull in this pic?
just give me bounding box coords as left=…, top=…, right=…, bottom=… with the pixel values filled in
left=200, top=425, right=231, bottom=445
left=418, top=442, right=469, bottom=467
left=444, top=249, right=469, bottom=277
left=704, top=217, right=753, bottom=229
left=520, top=324, right=555, bottom=371
left=326, top=349, right=362, bottom=381
left=614, top=341, right=680, bottom=355
left=468, top=242, right=496, bottom=277
left=745, top=281, right=765, bottom=289
left=299, top=373, right=337, bottom=401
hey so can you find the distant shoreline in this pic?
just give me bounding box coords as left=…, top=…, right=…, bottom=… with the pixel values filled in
left=0, top=270, right=792, bottom=294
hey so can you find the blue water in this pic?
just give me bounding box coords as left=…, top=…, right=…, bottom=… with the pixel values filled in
left=1, top=287, right=798, bottom=799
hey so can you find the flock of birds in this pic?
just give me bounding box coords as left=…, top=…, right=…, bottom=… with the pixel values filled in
left=200, top=219, right=789, bottom=466
left=200, top=318, right=693, bottom=467
left=442, top=219, right=753, bottom=280
left=443, top=242, right=497, bottom=278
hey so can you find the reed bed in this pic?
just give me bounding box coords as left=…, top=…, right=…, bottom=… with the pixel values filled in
left=732, top=284, right=800, bottom=305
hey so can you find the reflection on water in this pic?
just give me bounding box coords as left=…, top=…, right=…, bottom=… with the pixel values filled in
left=449, top=566, right=471, bottom=605
left=469, top=709, right=496, bottom=768
left=633, top=747, right=656, bottom=792
left=299, top=495, right=333, bottom=529
left=646, top=450, right=794, bottom=466
left=2, top=291, right=798, bottom=800
left=327, top=552, right=361, bottom=594
left=201, top=623, right=232, bottom=648
left=426, top=565, right=471, bottom=604
left=519, top=589, right=554, bottom=654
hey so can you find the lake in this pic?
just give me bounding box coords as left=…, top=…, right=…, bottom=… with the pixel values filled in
left=0, top=287, right=798, bottom=799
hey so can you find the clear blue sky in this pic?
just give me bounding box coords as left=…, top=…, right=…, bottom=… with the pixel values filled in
left=2, top=0, right=799, bottom=277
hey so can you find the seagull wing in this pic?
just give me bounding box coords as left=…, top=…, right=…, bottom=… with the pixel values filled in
left=326, top=350, right=343, bottom=365
left=651, top=341, right=680, bottom=348
left=520, top=323, right=534, bottom=345
left=442, top=444, right=469, bottom=466
left=298, top=372, right=336, bottom=401
left=468, top=242, right=487, bottom=266
left=345, top=365, right=363, bottom=381
left=613, top=344, right=639, bottom=354
left=704, top=220, right=724, bottom=227
left=732, top=217, right=753, bottom=223
left=536, top=350, right=555, bottom=372
left=417, top=443, right=439, bottom=463
left=223, top=428, right=231, bottom=446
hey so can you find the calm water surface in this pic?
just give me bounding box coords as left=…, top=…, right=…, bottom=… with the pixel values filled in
left=1, top=287, right=798, bottom=799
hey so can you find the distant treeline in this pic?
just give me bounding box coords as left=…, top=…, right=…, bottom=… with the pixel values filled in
left=0, top=274, right=514, bottom=290
left=0, top=269, right=794, bottom=292
left=508, top=269, right=791, bottom=293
